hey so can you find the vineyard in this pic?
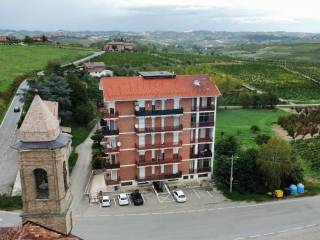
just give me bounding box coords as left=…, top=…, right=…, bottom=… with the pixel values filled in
left=292, top=137, right=320, bottom=178
left=93, top=49, right=320, bottom=104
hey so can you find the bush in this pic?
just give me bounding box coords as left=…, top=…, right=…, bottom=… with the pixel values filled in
left=0, top=195, right=22, bottom=210
left=250, top=125, right=260, bottom=133
left=255, top=134, right=271, bottom=145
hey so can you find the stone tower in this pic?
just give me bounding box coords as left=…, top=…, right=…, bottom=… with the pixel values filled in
left=13, top=95, right=73, bottom=235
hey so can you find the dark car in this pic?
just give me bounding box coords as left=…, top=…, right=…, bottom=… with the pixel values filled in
left=130, top=190, right=144, bottom=206
left=13, top=106, right=20, bottom=113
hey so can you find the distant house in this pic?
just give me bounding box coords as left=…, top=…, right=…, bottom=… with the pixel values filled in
left=0, top=35, right=8, bottom=44
left=103, top=41, right=134, bottom=52
left=32, top=34, right=48, bottom=42
left=83, top=62, right=113, bottom=77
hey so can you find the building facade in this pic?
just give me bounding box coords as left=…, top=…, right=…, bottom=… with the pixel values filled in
left=100, top=72, right=220, bottom=189
left=103, top=41, right=134, bottom=52
left=13, top=95, right=73, bottom=235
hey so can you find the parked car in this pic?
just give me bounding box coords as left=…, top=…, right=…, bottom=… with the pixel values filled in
left=13, top=106, right=20, bottom=113
left=118, top=193, right=129, bottom=206
left=130, top=190, right=144, bottom=206
left=101, top=196, right=111, bottom=207
left=172, top=190, right=187, bottom=203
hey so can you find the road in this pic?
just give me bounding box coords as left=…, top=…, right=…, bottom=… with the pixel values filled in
left=0, top=80, right=28, bottom=194
left=61, top=51, right=105, bottom=67
left=73, top=196, right=320, bottom=240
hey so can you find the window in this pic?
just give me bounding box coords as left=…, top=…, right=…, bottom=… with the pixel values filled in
left=139, top=135, right=145, bottom=147
left=173, top=164, right=178, bottom=174
left=174, top=98, right=180, bottom=109
left=63, top=162, right=68, bottom=192
left=34, top=168, right=49, bottom=199
left=121, top=181, right=133, bottom=186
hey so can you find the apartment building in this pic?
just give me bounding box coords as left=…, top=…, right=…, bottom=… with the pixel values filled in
left=100, top=71, right=221, bottom=188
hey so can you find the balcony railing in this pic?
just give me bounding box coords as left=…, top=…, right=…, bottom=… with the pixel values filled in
left=136, top=140, right=182, bottom=150
left=104, top=146, right=120, bottom=153
left=102, top=127, right=119, bottom=136
left=192, top=105, right=215, bottom=112
left=189, top=167, right=211, bottom=174
left=190, top=150, right=212, bottom=159
left=191, top=121, right=215, bottom=128
left=136, top=171, right=182, bottom=182
left=104, top=111, right=119, bottom=119
left=105, top=177, right=121, bottom=185
left=136, top=155, right=182, bottom=166
left=135, top=124, right=183, bottom=134
left=105, top=162, right=120, bottom=169
left=135, top=108, right=183, bottom=117
left=191, top=137, right=213, bottom=143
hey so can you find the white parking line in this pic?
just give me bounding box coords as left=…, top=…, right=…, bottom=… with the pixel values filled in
left=141, top=193, right=146, bottom=203
left=113, top=198, right=118, bottom=207
left=206, top=190, right=214, bottom=198
left=192, top=189, right=201, bottom=199
left=128, top=196, right=132, bottom=206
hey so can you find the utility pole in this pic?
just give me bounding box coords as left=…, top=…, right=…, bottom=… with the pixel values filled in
left=230, top=155, right=234, bottom=193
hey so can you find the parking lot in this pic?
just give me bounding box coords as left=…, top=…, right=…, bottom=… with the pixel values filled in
left=83, top=184, right=229, bottom=216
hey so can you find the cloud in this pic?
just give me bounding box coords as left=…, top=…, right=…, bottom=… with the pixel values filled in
left=0, top=0, right=319, bottom=32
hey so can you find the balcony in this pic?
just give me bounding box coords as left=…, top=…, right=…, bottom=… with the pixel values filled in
left=104, top=146, right=120, bottom=153
left=136, top=155, right=182, bottom=166
left=189, top=167, right=211, bottom=174
left=104, top=111, right=119, bottom=119
left=135, top=124, right=183, bottom=134
left=191, top=121, right=215, bottom=128
left=192, top=105, right=215, bottom=112
left=135, top=108, right=183, bottom=117
left=102, top=127, right=119, bottom=136
left=190, top=150, right=212, bottom=159
left=105, top=162, right=120, bottom=169
left=136, top=171, right=182, bottom=182
left=191, top=137, right=213, bottom=144
left=105, top=177, right=121, bottom=185
left=136, top=140, right=182, bottom=150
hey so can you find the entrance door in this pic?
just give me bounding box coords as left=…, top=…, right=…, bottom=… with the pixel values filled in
left=111, top=169, right=117, bottom=180
left=139, top=167, right=146, bottom=179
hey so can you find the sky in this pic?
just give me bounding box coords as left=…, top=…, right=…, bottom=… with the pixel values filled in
left=1, top=0, right=320, bottom=32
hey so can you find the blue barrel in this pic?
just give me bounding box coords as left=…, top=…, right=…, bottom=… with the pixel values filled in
left=290, top=184, right=298, bottom=196
left=297, top=183, right=305, bottom=194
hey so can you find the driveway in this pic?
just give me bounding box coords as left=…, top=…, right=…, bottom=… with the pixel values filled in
left=0, top=80, right=28, bottom=194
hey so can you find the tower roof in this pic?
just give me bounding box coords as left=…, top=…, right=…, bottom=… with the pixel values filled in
left=20, top=95, right=60, bottom=142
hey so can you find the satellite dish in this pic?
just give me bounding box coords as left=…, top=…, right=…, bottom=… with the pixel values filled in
left=117, top=142, right=122, bottom=147
left=135, top=124, right=138, bottom=129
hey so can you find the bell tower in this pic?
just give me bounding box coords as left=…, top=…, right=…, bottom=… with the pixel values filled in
left=13, top=95, right=73, bottom=235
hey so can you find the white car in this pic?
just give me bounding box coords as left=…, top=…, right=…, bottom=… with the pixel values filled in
left=101, top=196, right=111, bottom=207
left=172, top=190, right=187, bottom=203
left=118, top=193, right=129, bottom=206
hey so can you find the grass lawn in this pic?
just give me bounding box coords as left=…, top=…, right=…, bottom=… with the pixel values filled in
left=0, top=45, right=93, bottom=92
left=216, top=108, right=291, bottom=148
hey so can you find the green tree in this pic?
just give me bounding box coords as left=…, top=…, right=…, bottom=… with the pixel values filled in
left=215, top=136, right=239, bottom=157
left=23, top=35, right=34, bottom=44
left=257, top=137, right=293, bottom=190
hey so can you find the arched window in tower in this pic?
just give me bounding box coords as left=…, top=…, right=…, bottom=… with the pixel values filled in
left=63, top=161, right=68, bottom=192
left=34, top=168, right=49, bottom=199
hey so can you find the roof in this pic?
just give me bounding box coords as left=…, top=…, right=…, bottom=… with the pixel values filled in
left=175, top=190, right=185, bottom=196
left=12, top=132, right=71, bottom=150
left=119, top=193, right=127, bottom=198
left=0, top=221, right=81, bottom=240
left=84, top=62, right=106, bottom=68
left=101, top=74, right=221, bottom=101
left=107, top=41, right=133, bottom=45
left=19, top=95, right=61, bottom=142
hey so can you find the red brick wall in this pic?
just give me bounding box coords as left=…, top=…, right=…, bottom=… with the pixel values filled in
left=116, top=101, right=135, bottom=115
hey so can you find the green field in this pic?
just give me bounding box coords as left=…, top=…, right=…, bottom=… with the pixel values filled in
left=216, top=109, right=291, bottom=147
left=0, top=45, right=93, bottom=92
left=95, top=52, right=174, bottom=68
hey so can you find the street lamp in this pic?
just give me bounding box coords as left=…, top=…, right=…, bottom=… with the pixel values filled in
left=230, top=154, right=239, bottom=193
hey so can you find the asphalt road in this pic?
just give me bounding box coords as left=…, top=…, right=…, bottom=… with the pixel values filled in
left=73, top=196, right=320, bottom=240
left=0, top=80, right=28, bottom=194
